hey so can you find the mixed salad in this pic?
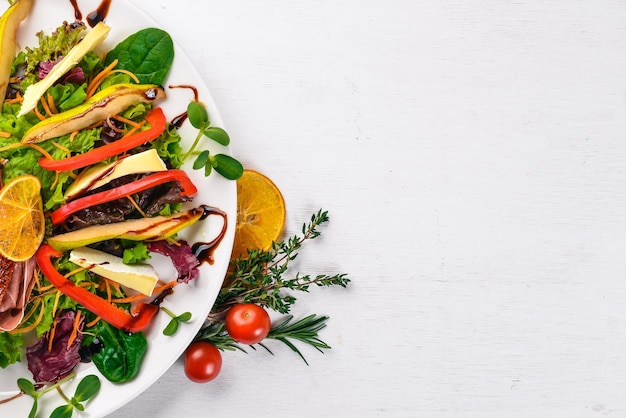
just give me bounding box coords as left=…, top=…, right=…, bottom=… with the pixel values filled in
left=0, top=0, right=239, bottom=399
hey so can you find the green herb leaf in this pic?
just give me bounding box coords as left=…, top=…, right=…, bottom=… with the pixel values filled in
left=104, top=28, right=174, bottom=85
left=203, top=127, right=230, bottom=146
left=210, top=154, right=243, bottom=180
left=17, top=378, right=36, bottom=397
left=71, top=399, right=85, bottom=411
left=267, top=314, right=331, bottom=365
left=73, top=374, right=101, bottom=402
left=27, top=400, right=38, bottom=418
left=161, top=307, right=192, bottom=336
left=163, top=318, right=179, bottom=336
left=187, top=101, right=209, bottom=129
left=193, top=150, right=210, bottom=170
left=214, top=209, right=349, bottom=314
left=177, top=311, right=192, bottom=322
left=91, top=321, right=147, bottom=383
left=50, top=404, right=74, bottom=418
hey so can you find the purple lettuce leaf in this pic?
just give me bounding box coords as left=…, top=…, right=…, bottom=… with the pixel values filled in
left=146, top=240, right=200, bottom=284
left=26, top=310, right=84, bottom=383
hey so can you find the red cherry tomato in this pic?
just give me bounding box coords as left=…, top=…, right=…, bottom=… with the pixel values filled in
left=184, top=341, right=222, bottom=383
left=225, top=303, right=271, bottom=345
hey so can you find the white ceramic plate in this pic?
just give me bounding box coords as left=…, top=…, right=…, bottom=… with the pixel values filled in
left=0, top=1, right=235, bottom=417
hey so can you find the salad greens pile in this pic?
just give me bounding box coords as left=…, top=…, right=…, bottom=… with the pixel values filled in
left=0, top=1, right=240, bottom=404
left=0, top=22, right=179, bottom=209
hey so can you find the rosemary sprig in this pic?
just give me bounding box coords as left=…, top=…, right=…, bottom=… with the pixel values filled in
left=265, top=314, right=331, bottom=365
left=196, top=314, right=332, bottom=365
left=211, top=209, right=350, bottom=318
left=193, top=322, right=246, bottom=353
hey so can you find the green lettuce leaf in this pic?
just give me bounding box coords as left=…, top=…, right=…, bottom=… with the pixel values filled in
left=153, top=124, right=183, bottom=169
left=0, top=332, right=23, bottom=368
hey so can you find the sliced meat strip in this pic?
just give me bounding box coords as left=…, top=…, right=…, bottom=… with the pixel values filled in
left=0, top=255, right=16, bottom=307
left=0, top=257, right=36, bottom=331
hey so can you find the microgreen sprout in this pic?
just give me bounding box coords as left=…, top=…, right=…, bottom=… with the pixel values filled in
left=182, top=100, right=243, bottom=180
left=18, top=373, right=101, bottom=418
left=161, top=307, right=192, bottom=336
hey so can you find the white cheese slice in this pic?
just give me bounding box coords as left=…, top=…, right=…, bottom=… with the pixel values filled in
left=69, top=247, right=159, bottom=296
left=64, top=149, right=167, bottom=200
left=18, top=22, right=111, bottom=117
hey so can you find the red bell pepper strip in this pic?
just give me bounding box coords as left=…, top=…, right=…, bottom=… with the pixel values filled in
left=50, top=169, right=198, bottom=225
left=38, top=107, right=167, bottom=172
left=35, top=244, right=159, bottom=333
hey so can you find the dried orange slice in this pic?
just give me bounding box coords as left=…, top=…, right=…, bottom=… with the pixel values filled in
left=0, top=175, right=45, bottom=261
left=232, top=169, right=286, bottom=259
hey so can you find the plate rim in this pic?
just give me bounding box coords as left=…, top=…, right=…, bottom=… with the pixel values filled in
left=0, top=1, right=236, bottom=416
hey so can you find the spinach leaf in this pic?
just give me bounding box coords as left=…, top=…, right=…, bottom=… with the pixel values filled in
left=91, top=321, right=147, bottom=383
left=104, top=28, right=174, bottom=85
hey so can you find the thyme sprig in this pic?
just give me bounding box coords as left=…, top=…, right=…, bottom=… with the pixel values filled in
left=211, top=209, right=350, bottom=318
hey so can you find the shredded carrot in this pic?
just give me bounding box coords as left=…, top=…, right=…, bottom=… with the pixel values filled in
left=85, top=59, right=118, bottom=99
left=111, top=281, right=179, bottom=304
left=80, top=281, right=100, bottom=290
left=10, top=300, right=45, bottom=334
left=50, top=170, right=60, bottom=191
left=33, top=103, right=46, bottom=121
left=67, top=310, right=82, bottom=349
left=118, top=119, right=147, bottom=142
left=0, top=132, right=11, bottom=138
left=31, top=281, right=98, bottom=302
left=51, top=141, right=72, bottom=158
left=87, top=68, right=140, bottom=100
left=15, top=299, right=42, bottom=329
left=104, top=278, right=112, bottom=303
left=51, top=289, right=62, bottom=319
left=34, top=273, right=43, bottom=292
left=39, top=96, right=54, bottom=117
left=69, top=130, right=79, bottom=143
left=0, top=142, right=19, bottom=152
left=86, top=316, right=101, bottom=328
left=26, top=143, right=55, bottom=160
left=127, top=195, right=147, bottom=218
left=46, top=93, right=58, bottom=114
left=48, top=318, right=58, bottom=352
left=112, top=114, right=144, bottom=129
left=38, top=283, right=56, bottom=293
left=0, top=142, right=62, bottom=191
left=5, top=92, right=22, bottom=104
left=63, top=265, right=87, bottom=279
left=0, top=142, right=53, bottom=164
left=107, top=280, right=123, bottom=297
left=117, top=69, right=139, bottom=83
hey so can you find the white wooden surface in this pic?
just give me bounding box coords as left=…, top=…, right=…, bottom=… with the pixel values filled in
left=110, top=1, right=626, bottom=417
